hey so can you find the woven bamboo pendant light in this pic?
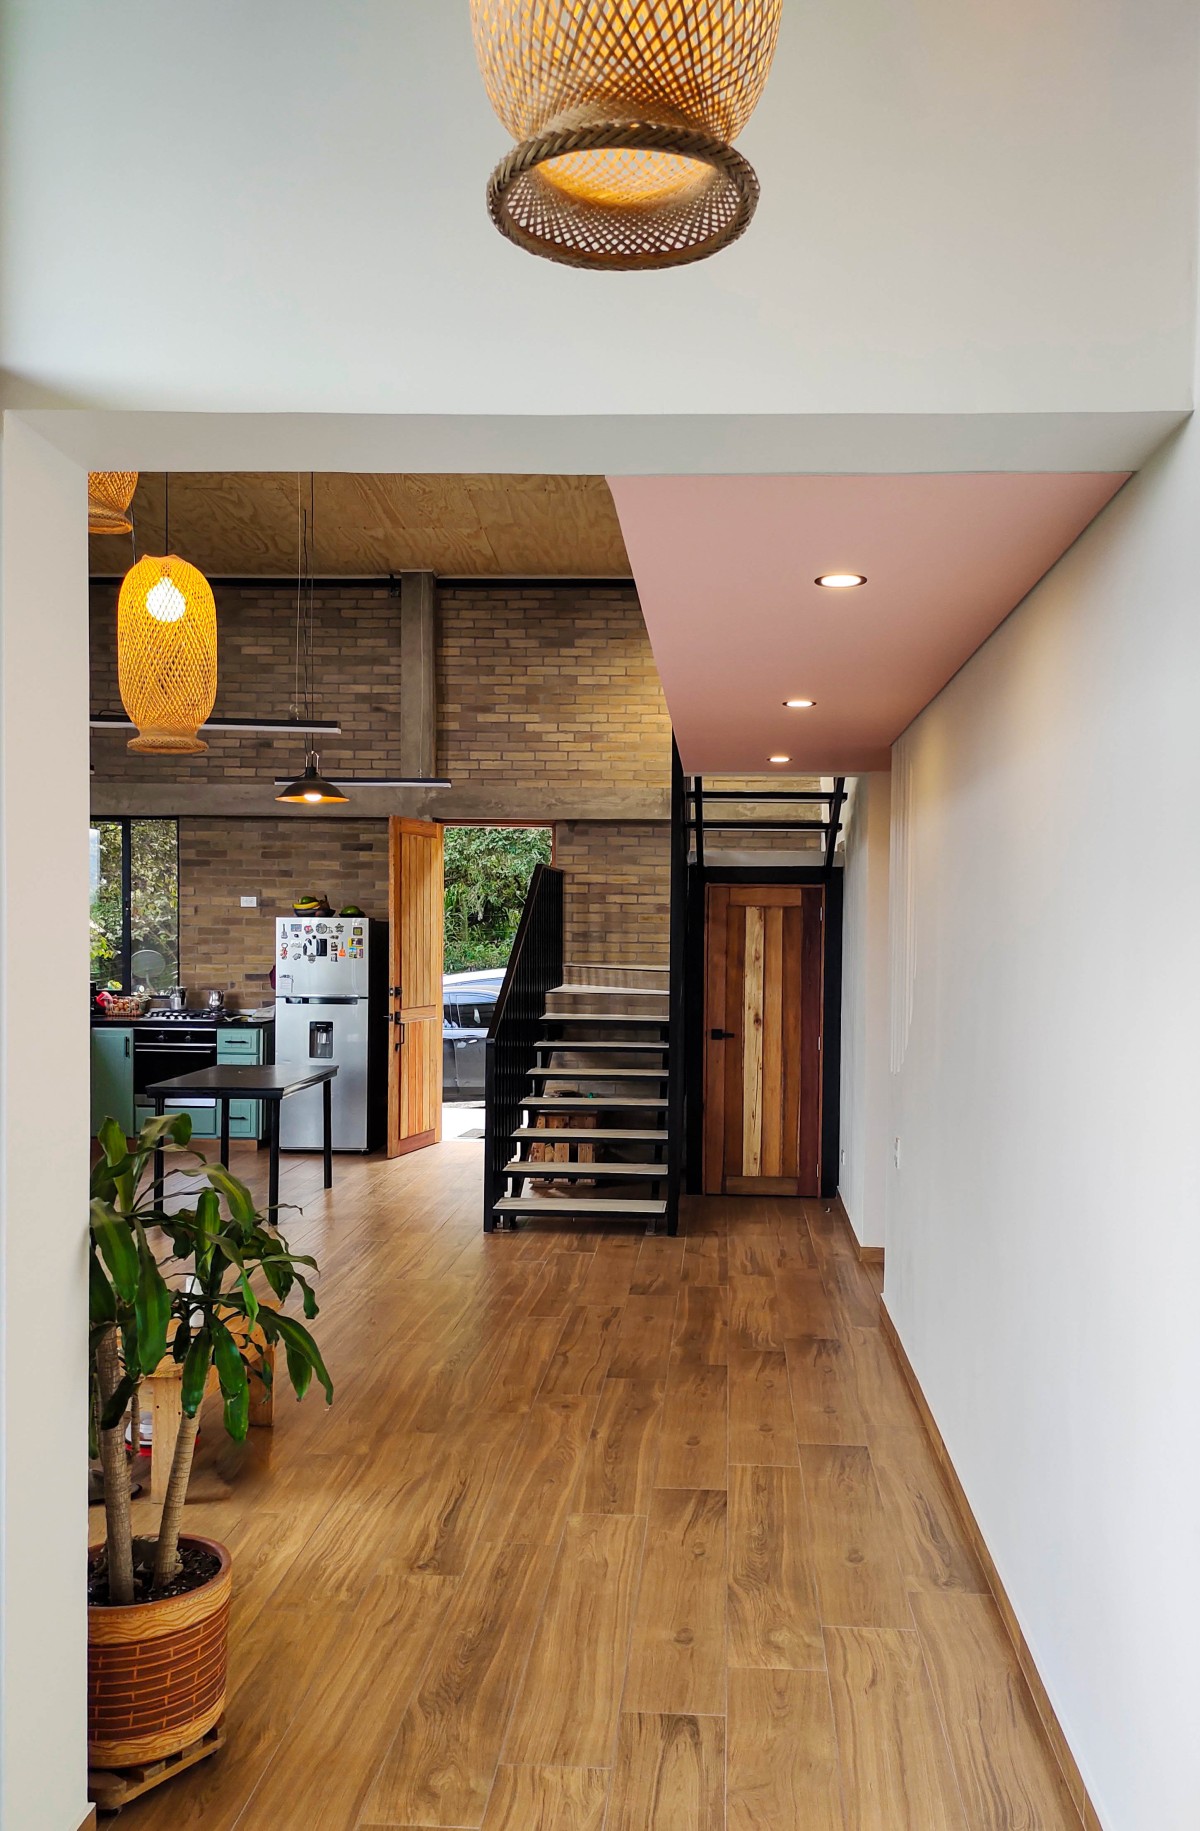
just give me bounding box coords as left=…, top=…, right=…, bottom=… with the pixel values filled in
left=118, top=553, right=218, bottom=754
left=470, top=0, right=782, bottom=269
left=88, top=472, right=138, bottom=535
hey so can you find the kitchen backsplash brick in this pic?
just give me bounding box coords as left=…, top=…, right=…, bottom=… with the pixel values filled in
left=180, top=818, right=390, bottom=1009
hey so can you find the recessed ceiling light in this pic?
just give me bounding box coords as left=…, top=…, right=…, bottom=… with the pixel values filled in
left=815, top=572, right=866, bottom=589
left=769, top=754, right=790, bottom=764
left=784, top=698, right=815, bottom=709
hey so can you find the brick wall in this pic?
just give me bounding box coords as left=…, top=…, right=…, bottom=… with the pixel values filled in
left=555, top=821, right=671, bottom=968
left=93, top=579, right=676, bottom=989
left=181, top=816, right=670, bottom=998
left=438, top=583, right=671, bottom=800
left=180, top=818, right=390, bottom=1009
left=91, top=580, right=404, bottom=784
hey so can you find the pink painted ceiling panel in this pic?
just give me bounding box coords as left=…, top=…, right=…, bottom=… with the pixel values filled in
left=607, top=472, right=1128, bottom=774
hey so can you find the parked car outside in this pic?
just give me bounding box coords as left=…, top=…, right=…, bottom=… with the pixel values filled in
left=443, top=967, right=505, bottom=1101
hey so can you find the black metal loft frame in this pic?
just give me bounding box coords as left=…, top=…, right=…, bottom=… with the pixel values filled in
left=674, top=762, right=847, bottom=1202
left=482, top=862, right=565, bottom=1232
left=687, top=777, right=847, bottom=877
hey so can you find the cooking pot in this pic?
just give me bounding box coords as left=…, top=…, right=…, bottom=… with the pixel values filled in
left=167, top=987, right=188, bottom=1011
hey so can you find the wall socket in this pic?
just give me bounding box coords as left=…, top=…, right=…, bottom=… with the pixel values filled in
left=240, top=895, right=258, bottom=908
left=893, top=1137, right=901, bottom=1170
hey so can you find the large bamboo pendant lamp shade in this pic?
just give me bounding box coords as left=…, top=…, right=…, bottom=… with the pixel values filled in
left=88, top=472, right=138, bottom=535
left=470, top=0, right=782, bottom=269
left=118, top=551, right=218, bottom=754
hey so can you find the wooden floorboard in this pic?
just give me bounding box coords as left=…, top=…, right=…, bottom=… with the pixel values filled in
left=96, top=1148, right=1083, bottom=1830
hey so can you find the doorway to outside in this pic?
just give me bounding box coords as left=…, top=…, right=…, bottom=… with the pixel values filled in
left=441, top=826, right=553, bottom=1140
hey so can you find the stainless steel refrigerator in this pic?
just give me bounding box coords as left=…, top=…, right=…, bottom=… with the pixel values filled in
left=275, top=916, right=387, bottom=1151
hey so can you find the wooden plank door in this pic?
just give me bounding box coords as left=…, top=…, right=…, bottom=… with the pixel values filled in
left=703, top=884, right=824, bottom=1196
left=387, top=817, right=444, bottom=1157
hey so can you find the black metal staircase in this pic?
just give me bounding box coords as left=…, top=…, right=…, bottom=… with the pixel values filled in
left=485, top=967, right=674, bottom=1233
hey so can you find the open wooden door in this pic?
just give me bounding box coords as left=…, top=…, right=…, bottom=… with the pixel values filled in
left=387, top=817, right=444, bottom=1157
left=703, top=884, right=824, bottom=1196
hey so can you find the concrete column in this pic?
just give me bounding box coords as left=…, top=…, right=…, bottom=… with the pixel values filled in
left=0, top=415, right=91, bottom=1829
left=399, top=571, right=438, bottom=781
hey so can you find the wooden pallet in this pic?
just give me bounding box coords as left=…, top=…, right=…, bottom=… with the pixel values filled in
left=88, top=1720, right=226, bottom=1813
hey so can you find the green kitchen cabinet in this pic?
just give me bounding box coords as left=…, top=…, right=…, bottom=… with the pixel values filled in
left=218, top=1024, right=269, bottom=1139
left=90, top=1025, right=135, bottom=1137
left=134, top=1097, right=219, bottom=1139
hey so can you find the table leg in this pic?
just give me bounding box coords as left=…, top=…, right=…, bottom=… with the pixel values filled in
left=219, top=1096, right=230, bottom=1169
left=153, top=1094, right=166, bottom=1203
left=268, top=1100, right=280, bottom=1214
left=323, top=1077, right=333, bottom=1189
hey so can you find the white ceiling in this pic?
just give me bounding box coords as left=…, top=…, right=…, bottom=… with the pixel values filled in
left=3, top=0, right=1197, bottom=425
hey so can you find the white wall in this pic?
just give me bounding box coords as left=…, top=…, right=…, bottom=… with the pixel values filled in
left=0, top=418, right=91, bottom=1829
left=885, top=424, right=1200, bottom=1828
left=1, top=1, right=1196, bottom=419
left=838, top=773, right=891, bottom=1248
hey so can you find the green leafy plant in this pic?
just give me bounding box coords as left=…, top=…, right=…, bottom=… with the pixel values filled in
left=443, top=826, right=552, bottom=971
left=90, top=1112, right=332, bottom=1604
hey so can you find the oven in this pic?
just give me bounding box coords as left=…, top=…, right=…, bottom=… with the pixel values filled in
left=133, top=1020, right=218, bottom=1112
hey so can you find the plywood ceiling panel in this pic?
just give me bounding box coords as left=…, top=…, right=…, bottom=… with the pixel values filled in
left=88, top=473, right=630, bottom=578
left=609, top=472, right=1129, bottom=775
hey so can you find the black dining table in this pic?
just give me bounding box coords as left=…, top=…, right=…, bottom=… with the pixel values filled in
left=145, top=1063, right=338, bottom=1212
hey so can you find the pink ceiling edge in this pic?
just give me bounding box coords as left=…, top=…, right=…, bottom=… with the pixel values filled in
left=608, top=472, right=1128, bottom=775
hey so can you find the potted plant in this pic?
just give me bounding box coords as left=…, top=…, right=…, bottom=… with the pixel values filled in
left=88, top=1112, right=332, bottom=1771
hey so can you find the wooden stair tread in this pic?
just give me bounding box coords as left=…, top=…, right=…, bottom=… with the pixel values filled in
left=542, top=1012, right=670, bottom=1025
left=506, top=1159, right=668, bottom=1179
left=523, top=1097, right=668, bottom=1112
left=513, top=1126, right=668, bottom=1142
left=529, top=1067, right=667, bottom=1080
left=536, top=1039, right=669, bottom=1052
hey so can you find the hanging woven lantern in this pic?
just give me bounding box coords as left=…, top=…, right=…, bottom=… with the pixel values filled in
left=470, top=0, right=781, bottom=269
left=88, top=472, right=139, bottom=535
left=117, top=556, right=217, bottom=754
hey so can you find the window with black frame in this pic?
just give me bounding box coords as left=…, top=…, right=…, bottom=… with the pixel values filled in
left=89, top=817, right=180, bottom=992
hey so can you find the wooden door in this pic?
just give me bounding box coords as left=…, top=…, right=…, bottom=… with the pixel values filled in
left=387, top=818, right=444, bottom=1157
left=703, top=884, right=824, bottom=1196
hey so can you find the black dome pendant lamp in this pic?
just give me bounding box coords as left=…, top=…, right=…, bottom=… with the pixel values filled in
left=276, top=476, right=347, bottom=807
left=275, top=751, right=348, bottom=805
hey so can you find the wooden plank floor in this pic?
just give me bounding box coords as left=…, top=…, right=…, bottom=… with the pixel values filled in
left=102, top=1142, right=1083, bottom=1829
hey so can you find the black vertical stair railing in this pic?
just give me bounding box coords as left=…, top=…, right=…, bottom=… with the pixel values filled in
left=665, top=739, right=688, bottom=1236
left=483, top=862, right=564, bottom=1231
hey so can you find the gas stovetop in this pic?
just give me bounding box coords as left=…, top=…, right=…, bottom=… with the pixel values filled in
left=136, top=1009, right=222, bottom=1026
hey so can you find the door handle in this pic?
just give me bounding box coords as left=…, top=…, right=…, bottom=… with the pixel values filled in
left=393, top=1020, right=406, bottom=1049
left=710, top=1028, right=735, bottom=1040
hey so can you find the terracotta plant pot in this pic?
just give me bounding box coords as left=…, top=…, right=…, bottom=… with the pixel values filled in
left=87, top=1535, right=232, bottom=1767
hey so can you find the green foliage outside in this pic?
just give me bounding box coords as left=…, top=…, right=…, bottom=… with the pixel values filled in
left=443, top=826, right=552, bottom=971
left=91, top=818, right=180, bottom=989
